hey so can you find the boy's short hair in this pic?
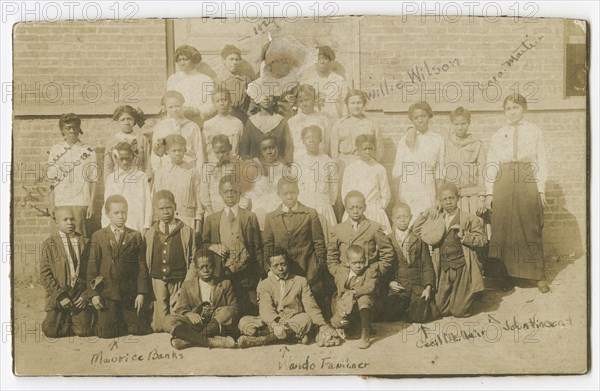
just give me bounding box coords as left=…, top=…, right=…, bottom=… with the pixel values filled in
left=175, top=45, right=202, bottom=64
left=449, top=106, right=471, bottom=123
left=154, top=189, right=176, bottom=205
left=59, top=113, right=82, bottom=132
left=161, top=90, right=185, bottom=106
left=503, top=93, right=527, bottom=110
left=267, top=247, right=289, bottom=265
left=221, top=44, right=242, bottom=60
left=54, top=206, right=74, bottom=221
left=219, top=174, right=240, bottom=192
left=301, top=125, right=322, bottom=140
left=212, top=134, right=232, bottom=150
left=113, top=141, right=134, bottom=156
left=277, top=176, right=299, bottom=191
left=355, top=134, right=376, bottom=148
left=346, top=244, right=366, bottom=259
left=193, top=248, right=216, bottom=266
left=164, top=134, right=187, bottom=149
left=392, top=202, right=412, bottom=215
left=344, top=190, right=366, bottom=205
left=104, top=194, right=127, bottom=214
left=437, top=182, right=459, bottom=197
left=260, top=134, right=279, bottom=147
left=317, top=45, right=336, bottom=61
left=211, top=88, right=231, bottom=102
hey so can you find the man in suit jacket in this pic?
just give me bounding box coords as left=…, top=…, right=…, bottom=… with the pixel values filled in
left=237, top=247, right=335, bottom=348
left=40, top=206, right=93, bottom=338
left=327, top=191, right=394, bottom=280
left=163, top=250, right=238, bottom=349
left=263, top=178, right=330, bottom=314
left=87, top=195, right=151, bottom=338
left=381, top=203, right=439, bottom=323
left=202, top=175, right=262, bottom=316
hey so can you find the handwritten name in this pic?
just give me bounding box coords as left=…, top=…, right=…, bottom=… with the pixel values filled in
left=90, top=348, right=183, bottom=366
left=278, top=354, right=369, bottom=371
left=488, top=314, right=573, bottom=331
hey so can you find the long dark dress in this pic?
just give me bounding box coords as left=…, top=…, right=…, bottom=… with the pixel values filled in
left=486, top=121, right=548, bottom=281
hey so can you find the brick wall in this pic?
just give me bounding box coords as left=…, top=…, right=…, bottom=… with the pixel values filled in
left=13, top=19, right=167, bottom=114
left=12, top=17, right=587, bottom=282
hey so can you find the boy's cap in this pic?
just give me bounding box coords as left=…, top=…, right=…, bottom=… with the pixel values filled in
left=420, top=216, right=446, bottom=246
left=164, top=134, right=187, bottom=149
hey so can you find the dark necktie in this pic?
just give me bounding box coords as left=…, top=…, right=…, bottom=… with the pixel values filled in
left=228, top=209, right=235, bottom=228
left=164, top=223, right=170, bottom=236
left=513, top=125, right=519, bottom=161
left=67, top=235, right=78, bottom=271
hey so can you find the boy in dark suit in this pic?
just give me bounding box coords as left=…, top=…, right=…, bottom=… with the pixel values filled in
left=381, top=203, right=439, bottom=323
left=329, top=245, right=378, bottom=349
left=202, top=174, right=262, bottom=316
left=40, top=206, right=93, bottom=338
left=327, top=190, right=394, bottom=287
left=163, top=250, right=238, bottom=349
left=87, top=195, right=151, bottom=338
left=145, top=190, right=195, bottom=332
left=237, top=247, right=341, bottom=348
left=263, top=177, right=330, bottom=316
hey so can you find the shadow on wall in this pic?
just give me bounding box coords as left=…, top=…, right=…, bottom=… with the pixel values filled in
left=542, top=180, right=585, bottom=283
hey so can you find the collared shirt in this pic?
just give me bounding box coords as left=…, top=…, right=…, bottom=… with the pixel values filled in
left=159, top=220, right=178, bottom=235
left=153, top=160, right=204, bottom=220
left=198, top=278, right=213, bottom=303
left=444, top=209, right=459, bottom=230
left=281, top=203, right=299, bottom=213
left=203, top=114, right=243, bottom=162
left=275, top=273, right=289, bottom=312
left=47, top=140, right=98, bottom=207
left=395, top=228, right=408, bottom=245
left=151, top=117, right=205, bottom=172
left=485, top=120, right=548, bottom=194
left=58, top=231, right=79, bottom=287
left=110, top=224, right=125, bottom=243
left=223, top=204, right=239, bottom=219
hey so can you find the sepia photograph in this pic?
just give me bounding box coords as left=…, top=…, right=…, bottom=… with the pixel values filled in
left=3, top=0, right=596, bottom=384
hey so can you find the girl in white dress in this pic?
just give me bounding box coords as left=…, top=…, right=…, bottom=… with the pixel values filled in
left=295, top=125, right=338, bottom=241
left=341, top=134, right=392, bottom=234
left=245, top=134, right=289, bottom=230
left=102, top=142, right=152, bottom=233
left=288, top=84, right=331, bottom=159
left=392, top=101, right=445, bottom=223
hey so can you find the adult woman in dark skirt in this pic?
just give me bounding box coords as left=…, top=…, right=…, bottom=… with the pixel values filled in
left=485, top=93, right=549, bottom=293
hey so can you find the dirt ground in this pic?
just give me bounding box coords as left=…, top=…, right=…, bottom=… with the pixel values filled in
left=12, top=255, right=588, bottom=377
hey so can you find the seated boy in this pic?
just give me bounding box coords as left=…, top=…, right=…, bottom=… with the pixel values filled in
left=163, top=250, right=237, bottom=349
left=329, top=245, right=378, bottom=349
left=145, top=190, right=195, bottom=332
left=237, top=247, right=341, bottom=348
left=40, top=206, right=93, bottom=338
left=87, top=195, right=151, bottom=338
left=381, top=203, right=440, bottom=323
left=413, top=182, right=487, bottom=318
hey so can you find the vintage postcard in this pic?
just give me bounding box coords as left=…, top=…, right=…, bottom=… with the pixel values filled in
left=9, top=6, right=589, bottom=378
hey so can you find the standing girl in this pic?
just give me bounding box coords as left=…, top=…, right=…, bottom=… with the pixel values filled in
left=392, top=101, right=445, bottom=223
left=151, top=90, right=205, bottom=172
left=341, top=134, right=392, bottom=234
left=104, top=105, right=150, bottom=179
left=103, top=142, right=152, bottom=234
left=486, top=94, right=549, bottom=293
left=288, top=84, right=331, bottom=159
left=295, top=125, right=338, bottom=240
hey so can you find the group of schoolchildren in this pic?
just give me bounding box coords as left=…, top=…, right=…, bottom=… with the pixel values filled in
left=39, top=43, right=491, bottom=350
